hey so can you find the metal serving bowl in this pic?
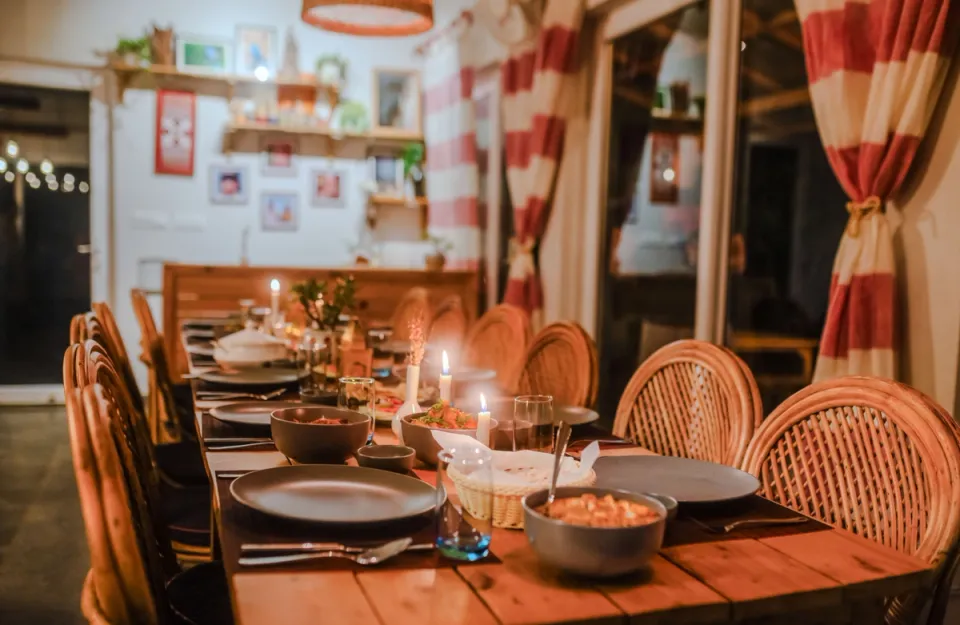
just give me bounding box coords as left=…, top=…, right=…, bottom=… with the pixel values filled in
left=522, top=486, right=667, bottom=578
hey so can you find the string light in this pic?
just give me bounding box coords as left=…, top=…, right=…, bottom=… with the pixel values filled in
left=4, top=171, right=14, bottom=182
left=79, top=181, right=89, bottom=193
left=25, top=172, right=37, bottom=183
left=28, top=178, right=40, bottom=189
left=5, top=140, right=18, bottom=158
left=48, top=181, right=59, bottom=191
left=0, top=160, right=7, bottom=173
left=63, top=173, right=75, bottom=185
left=45, top=174, right=56, bottom=184
left=254, top=65, right=269, bottom=82
left=39, top=159, right=53, bottom=175
left=15, top=158, right=28, bottom=174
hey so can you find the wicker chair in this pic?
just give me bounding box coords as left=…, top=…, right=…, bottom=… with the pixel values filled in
left=741, top=376, right=960, bottom=625
left=515, top=322, right=598, bottom=408
left=130, top=289, right=169, bottom=441
left=389, top=287, right=431, bottom=342
left=613, top=340, right=762, bottom=467
left=427, top=295, right=468, bottom=352
left=462, top=304, right=531, bottom=393
left=70, top=314, right=89, bottom=344
left=90, top=302, right=146, bottom=419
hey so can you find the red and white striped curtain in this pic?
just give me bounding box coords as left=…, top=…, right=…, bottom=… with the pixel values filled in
left=502, top=0, right=586, bottom=325
left=424, top=21, right=481, bottom=270
left=798, top=0, right=957, bottom=382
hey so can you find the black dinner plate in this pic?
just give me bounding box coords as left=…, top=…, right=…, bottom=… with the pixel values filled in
left=555, top=405, right=599, bottom=426
left=199, top=368, right=307, bottom=387
left=593, top=455, right=760, bottom=504
left=230, top=465, right=437, bottom=524
left=209, top=401, right=300, bottom=427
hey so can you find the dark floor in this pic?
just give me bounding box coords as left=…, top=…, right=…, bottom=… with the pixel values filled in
left=0, top=405, right=87, bottom=624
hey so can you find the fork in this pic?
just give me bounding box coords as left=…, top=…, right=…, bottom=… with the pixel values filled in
left=197, top=388, right=286, bottom=401
left=691, top=516, right=809, bottom=534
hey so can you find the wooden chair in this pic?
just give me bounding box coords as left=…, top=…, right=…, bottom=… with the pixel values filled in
left=741, top=376, right=960, bottom=625
left=89, top=303, right=147, bottom=419
left=389, top=287, right=431, bottom=342
left=515, top=322, right=598, bottom=408
left=613, top=340, right=762, bottom=467
left=462, top=304, right=531, bottom=393
left=130, top=289, right=173, bottom=441
left=427, top=295, right=468, bottom=352
left=71, top=313, right=89, bottom=344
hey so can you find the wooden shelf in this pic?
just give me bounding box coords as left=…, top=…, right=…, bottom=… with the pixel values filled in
left=224, top=122, right=422, bottom=154
left=369, top=194, right=428, bottom=207
left=650, top=108, right=704, bottom=135
left=110, top=63, right=319, bottom=100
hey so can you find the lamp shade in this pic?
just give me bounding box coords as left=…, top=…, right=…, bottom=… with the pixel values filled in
left=302, top=0, right=433, bottom=36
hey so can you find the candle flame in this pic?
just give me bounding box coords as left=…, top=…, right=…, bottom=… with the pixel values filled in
left=441, top=350, right=450, bottom=375
left=270, top=278, right=280, bottom=293
left=480, top=393, right=487, bottom=412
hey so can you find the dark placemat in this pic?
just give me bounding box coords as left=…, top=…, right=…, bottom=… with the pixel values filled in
left=664, top=495, right=830, bottom=547
left=201, top=412, right=277, bottom=447
left=215, top=472, right=499, bottom=575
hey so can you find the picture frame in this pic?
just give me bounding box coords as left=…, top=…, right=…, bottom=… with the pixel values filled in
left=311, top=168, right=347, bottom=208
left=155, top=90, right=195, bottom=176
left=260, top=191, right=300, bottom=232
left=371, top=68, right=422, bottom=136
left=261, top=137, right=298, bottom=177
left=235, top=25, right=278, bottom=78
left=176, top=35, right=233, bottom=75
left=368, top=155, right=403, bottom=194
left=209, top=164, right=249, bottom=205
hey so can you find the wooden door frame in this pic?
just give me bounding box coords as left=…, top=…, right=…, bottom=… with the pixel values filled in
left=581, top=0, right=742, bottom=342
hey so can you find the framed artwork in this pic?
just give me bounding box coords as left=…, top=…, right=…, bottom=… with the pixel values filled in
left=260, top=191, right=299, bottom=232
left=311, top=169, right=347, bottom=208
left=155, top=90, right=195, bottom=176
left=649, top=132, right=679, bottom=204
left=372, top=68, right=422, bottom=135
left=261, top=137, right=298, bottom=176
left=176, top=35, right=233, bottom=75
left=235, top=25, right=278, bottom=78
left=368, top=155, right=402, bottom=194
left=209, top=164, right=249, bottom=204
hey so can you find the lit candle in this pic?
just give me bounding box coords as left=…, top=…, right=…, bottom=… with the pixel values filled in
left=476, top=393, right=491, bottom=447
left=269, top=278, right=280, bottom=328
left=439, top=350, right=452, bottom=403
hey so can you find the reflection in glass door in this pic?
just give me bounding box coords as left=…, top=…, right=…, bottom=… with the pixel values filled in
left=597, top=3, right=711, bottom=421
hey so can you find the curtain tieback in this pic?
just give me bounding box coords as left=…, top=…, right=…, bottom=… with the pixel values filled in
left=508, top=237, right=537, bottom=279
left=845, top=196, right=883, bottom=237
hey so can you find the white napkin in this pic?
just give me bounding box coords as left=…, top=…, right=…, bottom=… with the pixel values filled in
left=431, top=431, right=599, bottom=487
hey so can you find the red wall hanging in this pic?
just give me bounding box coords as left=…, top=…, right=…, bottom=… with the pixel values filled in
left=155, top=90, right=196, bottom=176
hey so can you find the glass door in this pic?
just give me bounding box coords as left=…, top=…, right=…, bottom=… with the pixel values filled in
left=0, top=84, right=91, bottom=385
left=596, top=2, right=712, bottom=420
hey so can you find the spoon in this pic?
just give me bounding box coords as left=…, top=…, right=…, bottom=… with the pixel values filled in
left=547, top=421, right=573, bottom=508
left=238, top=537, right=413, bottom=567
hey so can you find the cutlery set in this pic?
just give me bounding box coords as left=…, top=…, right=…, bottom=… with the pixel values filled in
left=198, top=388, right=287, bottom=402
left=238, top=537, right=434, bottom=567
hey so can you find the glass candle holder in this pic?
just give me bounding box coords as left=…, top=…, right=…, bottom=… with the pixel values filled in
left=435, top=446, right=493, bottom=562
left=338, top=376, right=376, bottom=443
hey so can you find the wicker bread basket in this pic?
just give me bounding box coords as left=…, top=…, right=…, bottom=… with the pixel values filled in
left=449, top=464, right=596, bottom=529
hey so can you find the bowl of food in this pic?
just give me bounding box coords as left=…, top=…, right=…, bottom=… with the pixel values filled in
left=270, top=407, right=370, bottom=464
left=355, top=445, right=416, bottom=473
left=522, top=487, right=666, bottom=577
left=400, top=402, right=498, bottom=466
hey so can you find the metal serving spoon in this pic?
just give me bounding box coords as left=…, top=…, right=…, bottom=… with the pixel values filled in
left=238, top=537, right=413, bottom=567
left=546, top=421, right=573, bottom=508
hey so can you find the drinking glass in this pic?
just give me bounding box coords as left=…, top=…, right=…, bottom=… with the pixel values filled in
left=435, top=447, right=493, bottom=561
left=338, top=376, right=376, bottom=443
left=511, top=395, right=555, bottom=451
left=297, top=338, right=328, bottom=401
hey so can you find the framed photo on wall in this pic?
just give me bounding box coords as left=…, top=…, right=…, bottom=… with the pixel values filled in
left=176, top=35, right=233, bottom=75
left=261, top=137, right=298, bottom=176
left=260, top=191, right=299, bottom=232
left=372, top=68, right=421, bottom=136
left=311, top=168, right=347, bottom=208
left=155, top=90, right=195, bottom=176
left=209, top=164, right=249, bottom=204
left=235, top=25, right=278, bottom=78
left=367, top=155, right=402, bottom=194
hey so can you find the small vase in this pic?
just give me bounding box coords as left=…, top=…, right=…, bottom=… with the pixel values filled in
left=393, top=364, right=422, bottom=442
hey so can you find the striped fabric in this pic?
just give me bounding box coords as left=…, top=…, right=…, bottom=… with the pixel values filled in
left=424, top=17, right=481, bottom=271
left=501, top=0, right=586, bottom=325
left=799, top=0, right=957, bottom=382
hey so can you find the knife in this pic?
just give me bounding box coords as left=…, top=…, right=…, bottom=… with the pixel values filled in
left=240, top=541, right=435, bottom=555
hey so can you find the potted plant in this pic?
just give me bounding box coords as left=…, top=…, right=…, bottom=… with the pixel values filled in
left=115, top=36, right=151, bottom=67
left=401, top=142, right=426, bottom=198
left=290, top=275, right=358, bottom=333
left=425, top=236, right=452, bottom=271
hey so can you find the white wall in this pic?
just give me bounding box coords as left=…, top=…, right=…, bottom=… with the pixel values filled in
left=0, top=0, right=477, bottom=386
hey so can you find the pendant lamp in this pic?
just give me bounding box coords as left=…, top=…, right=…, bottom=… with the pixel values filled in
left=301, top=1, right=433, bottom=36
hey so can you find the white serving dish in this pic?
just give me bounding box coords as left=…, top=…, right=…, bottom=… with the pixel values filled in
left=213, top=325, right=287, bottom=369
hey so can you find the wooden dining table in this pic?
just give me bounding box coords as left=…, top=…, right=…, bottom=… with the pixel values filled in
left=182, top=323, right=934, bottom=625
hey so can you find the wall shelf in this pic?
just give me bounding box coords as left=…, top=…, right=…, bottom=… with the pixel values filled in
left=223, top=122, right=422, bottom=155
left=650, top=108, right=704, bottom=135
left=367, top=194, right=429, bottom=237
left=110, top=63, right=320, bottom=101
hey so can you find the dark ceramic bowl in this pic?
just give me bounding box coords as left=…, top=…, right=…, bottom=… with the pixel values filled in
left=270, top=407, right=370, bottom=464
left=355, top=445, right=416, bottom=473
left=522, top=487, right=666, bottom=578
left=399, top=413, right=499, bottom=466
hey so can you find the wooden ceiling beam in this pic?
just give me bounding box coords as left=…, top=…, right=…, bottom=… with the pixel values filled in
left=740, top=87, right=810, bottom=116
